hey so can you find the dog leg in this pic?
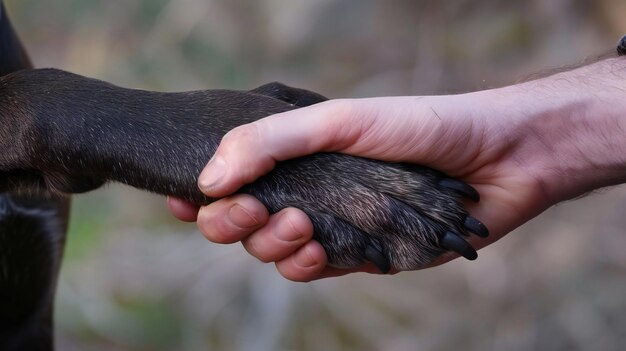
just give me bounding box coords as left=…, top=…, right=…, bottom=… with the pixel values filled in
left=0, top=4, right=70, bottom=350
left=0, top=68, right=488, bottom=272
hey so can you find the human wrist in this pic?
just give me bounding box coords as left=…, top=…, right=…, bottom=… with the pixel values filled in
left=497, top=58, right=626, bottom=203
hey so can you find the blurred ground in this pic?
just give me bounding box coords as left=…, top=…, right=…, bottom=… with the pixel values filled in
left=5, top=0, right=626, bottom=350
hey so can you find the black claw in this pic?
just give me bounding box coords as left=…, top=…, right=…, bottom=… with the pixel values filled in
left=364, top=239, right=391, bottom=274
left=464, top=216, right=489, bottom=238
left=439, top=178, right=480, bottom=202
left=617, top=35, right=626, bottom=56
left=440, top=231, right=478, bottom=260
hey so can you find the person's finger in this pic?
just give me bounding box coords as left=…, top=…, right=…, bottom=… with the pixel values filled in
left=274, top=241, right=328, bottom=282
left=197, top=194, right=269, bottom=244
left=241, top=208, right=313, bottom=263
left=274, top=244, right=398, bottom=282
left=197, top=100, right=362, bottom=198
left=167, top=196, right=200, bottom=222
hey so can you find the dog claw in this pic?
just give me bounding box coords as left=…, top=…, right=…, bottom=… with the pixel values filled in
left=439, top=179, right=480, bottom=202
left=464, top=216, right=489, bottom=238
left=364, top=239, right=390, bottom=274
left=440, top=231, right=478, bottom=260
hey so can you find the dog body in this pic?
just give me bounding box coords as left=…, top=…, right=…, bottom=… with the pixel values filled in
left=1, top=3, right=70, bottom=349
left=0, top=3, right=487, bottom=350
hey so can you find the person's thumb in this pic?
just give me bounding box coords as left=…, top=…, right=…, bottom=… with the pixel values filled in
left=197, top=100, right=354, bottom=198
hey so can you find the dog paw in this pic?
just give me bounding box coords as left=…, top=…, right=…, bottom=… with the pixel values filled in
left=247, top=154, right=488, bottom=272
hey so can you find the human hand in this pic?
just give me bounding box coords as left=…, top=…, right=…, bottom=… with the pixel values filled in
left=170, top=58, right=626, bottom=281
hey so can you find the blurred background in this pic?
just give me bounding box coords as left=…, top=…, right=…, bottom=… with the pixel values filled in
left=6, top=0, right=626, bottom=350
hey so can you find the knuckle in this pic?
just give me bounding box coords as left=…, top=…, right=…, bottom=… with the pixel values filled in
left=323, top=98, right=354, bottom=114
left=199, top=222, right=228, bottom=243
left=243, top=239, right=274, bottom=263
left=282, top=209, right=313, bottom=241
left=276, top=264, right=312, bottom=283
left=198, top=207, right=236, bottom=244
left=219, top=124, right=270, bottom=184
left=320, top=99, right=356, bottom=124
left=315, top=99, right=363, bottom=150
left=256, top=253, right=275, bottom=264
left=221, top=124, right=260, bottom=149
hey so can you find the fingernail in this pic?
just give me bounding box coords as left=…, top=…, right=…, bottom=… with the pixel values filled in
left=198, top=156, right=227, bottom=193
left=275, top=212, right=304, bottom=242
left=228, top=204, right=259, bottom=229
left=294, top=246, right=318, bottom=268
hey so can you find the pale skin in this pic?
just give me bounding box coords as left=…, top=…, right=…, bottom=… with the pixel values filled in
left=168, top=57, right=626, bottom=282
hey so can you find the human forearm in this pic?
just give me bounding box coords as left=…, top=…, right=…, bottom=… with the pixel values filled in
left=481, top=57, right=626, bottom=204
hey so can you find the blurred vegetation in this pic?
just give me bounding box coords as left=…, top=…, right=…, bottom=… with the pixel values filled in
left=5, top=0, right=626, bottom=350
